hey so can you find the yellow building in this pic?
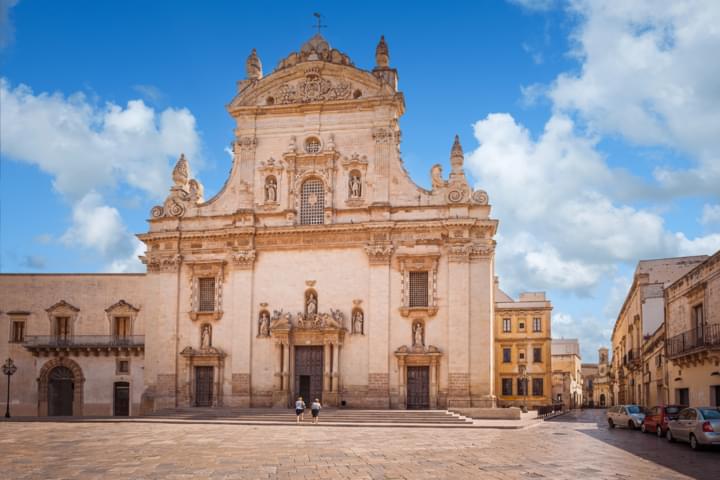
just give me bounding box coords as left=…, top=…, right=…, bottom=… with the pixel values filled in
left=494, top=282, right=553, bottom=408
left=665, top=249, right=720, bottom=407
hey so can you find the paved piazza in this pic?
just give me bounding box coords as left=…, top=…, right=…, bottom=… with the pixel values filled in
left=1, top=410, right=718, bottom=479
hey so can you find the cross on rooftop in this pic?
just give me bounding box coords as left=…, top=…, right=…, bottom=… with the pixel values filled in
left=312, top=12, right=327, bottom=34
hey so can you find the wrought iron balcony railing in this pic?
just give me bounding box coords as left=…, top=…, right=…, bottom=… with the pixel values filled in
left=666, top=324, right=720, bottom=358
left=23, top=335, right=144, bottom=355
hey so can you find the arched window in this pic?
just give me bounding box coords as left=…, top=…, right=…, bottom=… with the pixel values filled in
left=304, top=136, right=321, bottom=154
left=300, top=178, right=325, bottom=225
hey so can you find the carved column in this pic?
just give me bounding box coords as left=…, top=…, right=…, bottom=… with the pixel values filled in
left=398, top=357, right=406, bottom=409
left=282, top=342, right=290, bottom=391
left=323, top=342, right=331, bottom=392
left=331, top=343, right=340, bottom=392
left=430, top=357, right=439, bottom=409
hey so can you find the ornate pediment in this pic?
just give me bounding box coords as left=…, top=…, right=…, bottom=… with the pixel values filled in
left=268, top=309, right=347, bottom=332
left=105, top=299, right=139, bottom=314
left=46, top=300, right=80, bottom=314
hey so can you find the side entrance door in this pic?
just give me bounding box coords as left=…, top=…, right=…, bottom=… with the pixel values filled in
left=48, top=366, right=74, bottom=416
left=113, top=382, right=130, bottom=416
left=406, top=366, right=429, bottom=409
left=195, top=366, right=214, bottom=407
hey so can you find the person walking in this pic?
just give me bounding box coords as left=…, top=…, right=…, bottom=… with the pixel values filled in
left=311, top=398, right=322, bottom=424
left=295, top=396, right=306, bottom=423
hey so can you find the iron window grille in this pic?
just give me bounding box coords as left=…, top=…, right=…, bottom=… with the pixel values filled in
left=305, top=137, right=321, bottom=153
left=408, top=271, right=429, bottom=307
left=198, top=277, right=216, bottom=312
left=300, top=179, right=325, bottom=225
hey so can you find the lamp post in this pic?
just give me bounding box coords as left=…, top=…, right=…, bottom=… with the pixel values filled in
left=3, top=358, right=17, bottom=418
left=519, top=364, right=529, bottom=413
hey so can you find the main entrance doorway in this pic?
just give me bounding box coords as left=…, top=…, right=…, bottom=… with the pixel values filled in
left=48, top=366, right=74, bottom=416
left=195, top=366, right=214, bottom=407
left=294, top=346, right=323, bottom=402
left=114, top=382, right=130, bottom=416
left=406, top=366, right=429, bottom=409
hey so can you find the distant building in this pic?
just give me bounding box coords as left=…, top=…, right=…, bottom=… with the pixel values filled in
left=551, top=339, right=583, bottom=408
left=610, top=256, right=707, bottom=406
left=582, top=347, right=610, bottom=407
left=665, top=250, right=720, bottom=407
left=494, top=281, right=553, bottom=408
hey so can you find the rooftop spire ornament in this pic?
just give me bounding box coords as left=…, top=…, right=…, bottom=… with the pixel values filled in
left=312, top=12, right=327, bottom=35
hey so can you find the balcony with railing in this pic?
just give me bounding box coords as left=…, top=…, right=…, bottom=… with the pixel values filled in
left=23, top=335, right=145, bottom=356
left=666, top=324, right=720, bottom=359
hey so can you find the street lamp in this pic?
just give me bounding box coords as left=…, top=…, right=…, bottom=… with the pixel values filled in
left=518, top=364, right=529, bottom=413
left=3, top=358, right=17, bottom=418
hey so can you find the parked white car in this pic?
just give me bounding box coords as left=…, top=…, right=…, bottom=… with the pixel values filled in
left=667, top=407, right=720, bottom=450
left=607, top=404, right=645, bottom=429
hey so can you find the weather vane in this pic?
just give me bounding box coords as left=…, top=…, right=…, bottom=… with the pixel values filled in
left=312, top=12, right=327, bottom=34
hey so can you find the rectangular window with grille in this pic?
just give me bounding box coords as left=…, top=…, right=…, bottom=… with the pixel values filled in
left=11, top=321, right=25, bottom=343
left=502, top=378, right=513, bottom=396
left=408, top=271, right=429, bottom=307
left=532, top=378, right=544, bottom=396
left=198, top=277, right=216, bottom=312
left=533, top=317, right=541, bottom=332
left=503, top=318, right=511, bottom=333
left=116, top=359, right=130, bottom=374
left=300, top=178, right=325, bottom=225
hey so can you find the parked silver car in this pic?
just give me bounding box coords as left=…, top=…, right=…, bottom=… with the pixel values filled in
left=607, top=404, right=645, bottom=429
left=666, top=407, right=720, bottom=450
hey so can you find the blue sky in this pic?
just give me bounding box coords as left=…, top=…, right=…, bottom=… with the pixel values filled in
left=2, top=0, right=719, bottom=361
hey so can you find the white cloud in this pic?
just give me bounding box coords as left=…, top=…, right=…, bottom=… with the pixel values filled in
left=552, top=311, right=614, bottom=361
left=106, top=240, right=146, bottom=273
left=548, top=0, right=720, bottom=196
left=132, top=84, right=165, bottom=103
left=701, top=204, right=720, bottom=225
left=508, top=0, right=556, bottom=11
left=1, top=79, right=201, bottom=270
left=0, top=78, right=201, bottom=201
left=466, top=112, right=720, bottom=294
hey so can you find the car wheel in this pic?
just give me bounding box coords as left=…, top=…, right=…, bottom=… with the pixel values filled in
left=628, top=420, right=635, bottom=430
left=641, top=423, right=647, bottom=433
left=656, top=426, right=663, bottom=438
left=689, top=434, right=701, bottom=451
left=666, top=429, right=675, bottom=443
left=608, top=419, right=615, bottom=429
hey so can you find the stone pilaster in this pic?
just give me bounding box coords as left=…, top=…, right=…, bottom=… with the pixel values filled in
left=366, top=241, right=393, bottom=408
left=447, top=245, right=471, bottom=407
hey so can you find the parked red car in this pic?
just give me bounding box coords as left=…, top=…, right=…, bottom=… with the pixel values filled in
left=642, top=405, right=686, bottom=437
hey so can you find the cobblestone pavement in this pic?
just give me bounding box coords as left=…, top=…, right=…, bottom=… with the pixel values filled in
left=1, top=409, right=718, bottom=479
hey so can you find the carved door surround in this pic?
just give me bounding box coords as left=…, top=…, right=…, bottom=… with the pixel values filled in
left=270, top=322, right=345, bottom=407
left=187, top=260, right=226, bottom=321
left=395, top=345, right=442, bottom=409
left=180, top=346, right=226, bottom=407
left=37, top=357, right=85, bottom=417
left=396, top=251, right=440, bottom=317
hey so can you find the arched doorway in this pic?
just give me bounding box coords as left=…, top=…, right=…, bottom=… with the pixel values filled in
left=38, top=358, right=85, bottom=416
left=48, top=367, right=74, bottom=416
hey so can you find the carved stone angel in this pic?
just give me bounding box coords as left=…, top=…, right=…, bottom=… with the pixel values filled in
left=431, top=164, right=446, bottom=190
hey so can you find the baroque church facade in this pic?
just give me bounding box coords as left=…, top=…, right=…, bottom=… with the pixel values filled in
left=0, top=35, right=500, bottom=415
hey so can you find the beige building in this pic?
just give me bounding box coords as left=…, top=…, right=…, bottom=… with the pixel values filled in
left=610, top=256, right=707, bottom=406
left=494, top=283, right=552, bottom=408
left=665, top=249, right=720, bottom=407
left=581, top=347, right=611, bottom=408
left=551, top=339, right=583, bottom=408
left=0, top=34, right=503, bottom=416
left=641, top=325, right=669, bottom=407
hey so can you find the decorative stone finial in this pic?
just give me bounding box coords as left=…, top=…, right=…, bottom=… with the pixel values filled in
left=375, top=35, right=389, bottom=67
left=246, top=48, right=263, bottom=80
left=172, top=153, right=189, bottom=187
left=450, top=135, right=464, bottom=171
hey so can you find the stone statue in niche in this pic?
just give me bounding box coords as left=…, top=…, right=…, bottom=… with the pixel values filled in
left=349, top=174, right=362, bottom=198
left=306, top=291, right=317, bottom=318
left=413, top=322, right=424, bottom=347
left=259, top=311, right=270, bottom=337
left=352, top=310, right=364, bottom=334
left=265, top=177, right=277, bottom=202
left=201, top=323, right=212, bottom=349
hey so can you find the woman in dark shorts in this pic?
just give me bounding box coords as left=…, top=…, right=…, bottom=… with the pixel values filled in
left=311, top=398, right=322, bottom=424
left=295, top=396, right=306, bottom=423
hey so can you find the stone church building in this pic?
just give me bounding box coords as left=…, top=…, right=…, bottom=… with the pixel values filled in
left=0, top=34, right=500, bottom=416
